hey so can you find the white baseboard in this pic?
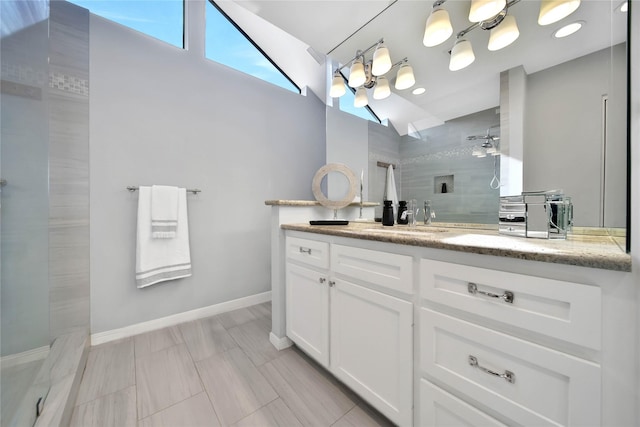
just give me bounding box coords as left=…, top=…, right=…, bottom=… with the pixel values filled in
left=269, top=332, right=293, bottom=350
left=91, top=291, right=272, bottom=346
left=1, top=345, right=50, bottom=369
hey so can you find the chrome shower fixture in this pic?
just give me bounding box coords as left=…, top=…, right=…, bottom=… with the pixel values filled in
left=470, top=127, right=500, bottom=157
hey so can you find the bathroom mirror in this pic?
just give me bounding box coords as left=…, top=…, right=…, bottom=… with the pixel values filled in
left=325, top=0, right=628, bottom=235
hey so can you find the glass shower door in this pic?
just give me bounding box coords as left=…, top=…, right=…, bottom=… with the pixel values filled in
left=1, top=1, right=51, bottom=426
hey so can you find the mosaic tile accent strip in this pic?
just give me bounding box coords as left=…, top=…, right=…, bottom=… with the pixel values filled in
left=1, top=63, right=47, bottom=87
left=49, top=72, right=89, bottom=96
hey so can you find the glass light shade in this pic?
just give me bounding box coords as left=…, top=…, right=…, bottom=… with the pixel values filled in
left=372, top=43, right=392, bottom=76
left=423, top=8, right=453, bottom=47
left=468, top=0, right=506, bottom=23
left=449, top=39, right=475, bottom=71
left=488, top=14, right=519, bottom=51
left=329, top=73, right=346, bottom=98
left=348, top=59, right=366, bottom=88
left=395, top=64, right=415, bottom=90
left=373, top=76, right=391, bottom=100
left=538, top=0, right=581, bottom=26
left=354, top=87, right=368, bottom=107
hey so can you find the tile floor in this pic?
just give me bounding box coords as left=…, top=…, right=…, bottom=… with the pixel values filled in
left=70, top=303, right=394, bottom=426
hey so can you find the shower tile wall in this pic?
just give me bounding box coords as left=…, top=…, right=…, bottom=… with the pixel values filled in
left=48, top=0, right=90, bottom=340
left=368, top=121, right=401, bottom=217
left=400, top=108, right=500, bottom=224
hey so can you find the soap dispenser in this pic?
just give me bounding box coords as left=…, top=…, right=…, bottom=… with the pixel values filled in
left=397, top=201, right=408, bottom=224
left=382, top=200, right=394, bottom=226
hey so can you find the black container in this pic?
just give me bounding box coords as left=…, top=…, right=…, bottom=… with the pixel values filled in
left=382, top=200, right=394, bottom=226
left=397, top=200, right=408, bottom=224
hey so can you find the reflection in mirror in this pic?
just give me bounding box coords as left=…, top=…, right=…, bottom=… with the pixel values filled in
left=324, top=2, right=629, bottom=231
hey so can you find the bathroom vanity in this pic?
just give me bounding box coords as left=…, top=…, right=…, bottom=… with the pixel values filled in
left=266, top=201, right=634, bottom=427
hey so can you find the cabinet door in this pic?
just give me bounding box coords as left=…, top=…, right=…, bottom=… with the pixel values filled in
left=286, top=263, right=329, bottom=366
left=330, top=279, right=413, bottom=426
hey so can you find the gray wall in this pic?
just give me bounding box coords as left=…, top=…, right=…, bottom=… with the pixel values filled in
left=525, top=44, right=627, bottom=227
left=89, top=7, right=325, bottom=333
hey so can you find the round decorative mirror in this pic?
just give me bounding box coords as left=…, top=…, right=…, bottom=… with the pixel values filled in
left=311, top=163, right=358, bottom=210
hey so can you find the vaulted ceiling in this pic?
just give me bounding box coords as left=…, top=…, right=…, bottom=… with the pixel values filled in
left=217, top=0, right=627, bottom=135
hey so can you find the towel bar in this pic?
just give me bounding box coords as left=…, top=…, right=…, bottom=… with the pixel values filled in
left=127, top=186, right=201, bottom=195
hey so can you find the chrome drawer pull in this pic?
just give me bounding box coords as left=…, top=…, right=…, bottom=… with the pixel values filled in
left=468, top=282, right=514, bottom=304
left=328, top=280, right=336, bottom=287
left=319, top=277, right=326, bottom=284
left=299, top=247, right=312, bottom=254
left=468, top=355, right=515, bottom=384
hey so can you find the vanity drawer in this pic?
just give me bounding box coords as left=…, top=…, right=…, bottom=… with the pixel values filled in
left=331, top=244, right=413, bottom=295
left=420, top=379, right=507, bottom=427
left=420, top=308, right=601, bottom=426
left=286, top=236, right=329, bottom=269
left=420, top=260, right=601, bottom=350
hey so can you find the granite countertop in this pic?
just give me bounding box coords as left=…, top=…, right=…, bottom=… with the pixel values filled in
left=265, top=200, right=379, bottom=207
left=281, top=221, right=631, bottom=272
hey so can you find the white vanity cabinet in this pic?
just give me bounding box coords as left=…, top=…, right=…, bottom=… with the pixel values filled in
left=418, top=260, right=602, bottom=426
left=285, top=235, right=413, bottom=426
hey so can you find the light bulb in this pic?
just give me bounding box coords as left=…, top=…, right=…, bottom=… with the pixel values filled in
left=538, top=0, right=581, bottom=26
left=469, top=0, right=506, bottom=23
left=449, top=39, right=475, bottom=71
left=348, top=58, right=366, bottom=88
left=373, top=76, right=391, bottom=100
left=372, top=42, right=392, bottom=76
left=488, top=14, right=519, bottom=51
left=423, top=8, right=453, bottom=47
left=354, top=87, right=368, bottom=108
left=395, top=63, right=415, bottom=90
left=329, top=72, right=346, bottom=98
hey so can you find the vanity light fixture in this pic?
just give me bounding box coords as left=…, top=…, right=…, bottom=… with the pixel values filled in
left=395, top=61, right=416, bottom=90
left=373, top=76, right=391, bottom=100
left=449, top=38, right=475, bottom=71
left=469, top=0, right=507, bottom=23
left=329, top=70, right=346, bottom=98
left=488, top=14, right=519, bottom=51
left=330, top=38, right=416, bottom=107
left=424, top=0, right=580, bottom=71
left=348, top=55, right=366, bottom=88
left=423, top=1, right=453, bottom=47
left=354, top=87, right=369, bottom=107
left=553, top=21, right=583, bottom=38
left=538, top=0, right=581, bottom=26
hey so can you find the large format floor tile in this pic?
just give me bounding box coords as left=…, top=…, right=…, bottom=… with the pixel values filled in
left=196, top=347, right=278, bottom=425
left=135, top=343, right=202, bottom=419
left=70, top=386, right=136, bottom=427
left=134, top=326, right=183, bottom=359
left=215, top=307, right=261, bottom=330
left=233, top=398, right=302, bottom=427
left=72, top=303, right=392, bottom=427
left=259, top=349, right=356, bottom=426
left=178, top=317, right=237, bottom=362
left=228, top=317, right=284, bottom=367
left=75, top=339, right=135, bottom=406
left=138, top=392, right=220, bottom=427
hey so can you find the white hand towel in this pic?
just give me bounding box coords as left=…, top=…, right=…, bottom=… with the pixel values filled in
left=151, top=185, right=179, bottom=238
left=383, top=165, right=399, bottom=220
left=136, top=186, right=191, bottom=288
